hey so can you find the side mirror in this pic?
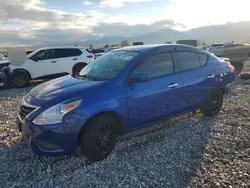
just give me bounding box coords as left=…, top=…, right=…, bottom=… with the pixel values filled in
left=129, top=73, right=149, bottom=83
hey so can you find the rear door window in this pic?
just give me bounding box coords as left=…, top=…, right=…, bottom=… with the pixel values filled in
left=70, top=49, right=83, bottom=56
left=55, top=48, right=82, bottom=58
left=176, top=52, right=200, bottom=71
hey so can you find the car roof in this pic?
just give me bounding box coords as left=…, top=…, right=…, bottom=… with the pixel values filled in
left=41, top=46, right=87, bottom=50
left=114, top=44, right=201, bottom=52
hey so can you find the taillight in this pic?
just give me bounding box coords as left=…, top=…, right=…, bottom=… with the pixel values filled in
left=227, top=65, right=236, bottom=75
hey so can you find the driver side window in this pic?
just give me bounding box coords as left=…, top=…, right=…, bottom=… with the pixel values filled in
left=32, top=49, right=56, bottom=61
left=133, top=52, right=174, bottom=79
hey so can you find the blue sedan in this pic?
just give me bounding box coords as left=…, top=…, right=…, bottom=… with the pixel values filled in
left=16, top=44, right=235, bottom=161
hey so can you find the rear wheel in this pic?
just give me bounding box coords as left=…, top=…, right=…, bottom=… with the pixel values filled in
left=12, top=70, right=30, bottom=88
left=78, top=115, right=119, bottom=161
left=200, top=89, right=223, bottom=117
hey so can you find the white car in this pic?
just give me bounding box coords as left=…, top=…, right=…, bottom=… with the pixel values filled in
left=0, top=54, right=6, bottom=61
left=10, top=46, right=94, bottom=87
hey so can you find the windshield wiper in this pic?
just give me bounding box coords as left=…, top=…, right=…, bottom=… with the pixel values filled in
left=80, top=74, right=96, bottom=80
left=79, top=74, right=107, bottom=81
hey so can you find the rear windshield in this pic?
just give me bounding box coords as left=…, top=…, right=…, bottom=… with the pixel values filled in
left=79, top=51, right=139, bottom=81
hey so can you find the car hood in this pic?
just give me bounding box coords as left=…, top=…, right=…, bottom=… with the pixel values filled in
left=29, top=75, right=105, bottom=104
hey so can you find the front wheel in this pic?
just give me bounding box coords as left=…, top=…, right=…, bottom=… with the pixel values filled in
left=78, top=115, right=119, bottom=161
left=200, top=89, right=223, bottom=117
left=12, top=70, right=30, bottom=88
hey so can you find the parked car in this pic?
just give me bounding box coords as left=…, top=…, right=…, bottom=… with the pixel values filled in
left=94, top=46, right=122, bottom=59
left=93, top=52, right=104, bottom=59
left=86, top=48, right=105, bottom=59
left=89, top=49, right=105, bottom=54
left=9, top=46, right=94, bottom=87
left=176, top=40, right=198, bottom=47
left=0, top=54, right=6, bottom=61
left=198, top=46, right=210, bottom=51
left=212, top=43, right=250, bottom=63
left=26, top=50, right=34, bottom=55
left=17, top=44, right=235, bottom=161
left=0, top=61, right=11, bottom=88
left=208, top=43, right=230, bottom=54
left=105, top=46, right=122, bottom=53
left=133, top=42, right=144, bottom=46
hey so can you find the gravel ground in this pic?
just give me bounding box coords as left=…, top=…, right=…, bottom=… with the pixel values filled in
left=0, top=68, right=249, bottom=188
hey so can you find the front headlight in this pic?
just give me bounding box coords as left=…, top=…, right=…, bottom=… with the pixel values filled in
left=32, top=99, right=82, bottom=125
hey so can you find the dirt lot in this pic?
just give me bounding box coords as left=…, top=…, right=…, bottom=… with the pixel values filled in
left=0, top=65, right=249, bottom=188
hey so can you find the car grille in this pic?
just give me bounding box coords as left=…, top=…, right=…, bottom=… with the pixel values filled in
left=19, top=105, right=36, bottom=120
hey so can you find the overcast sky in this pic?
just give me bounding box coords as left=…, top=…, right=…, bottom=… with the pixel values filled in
left=1, top=0, right=250, bottom=46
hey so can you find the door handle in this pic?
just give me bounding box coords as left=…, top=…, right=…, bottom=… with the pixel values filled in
left=73, top=58, right=78, bottom=60
left=168, top=83, right=178, bottom=88
left=51, top=61, right=57, bottom=63
left=208, top=74, right=215, bottom=78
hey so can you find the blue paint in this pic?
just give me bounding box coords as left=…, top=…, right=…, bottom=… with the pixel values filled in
left=17, top=44, right=235, bottom=156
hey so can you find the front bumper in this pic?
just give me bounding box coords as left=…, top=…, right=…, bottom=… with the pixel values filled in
left=0, top=68, right=11, bottom=86
left=16, top=111, right=86, bottom=156
left=0, top=71, right=6, bottom=83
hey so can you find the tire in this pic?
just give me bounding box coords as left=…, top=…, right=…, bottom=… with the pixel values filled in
left=12, top=70, right=30, bottom=88
left=78, top=115, right=119, bottom=161
left=3, top=76, right=11, bottom=89
left=200, top=89, right=223, bottom=117
left=73, top=63, right=87, bottom=76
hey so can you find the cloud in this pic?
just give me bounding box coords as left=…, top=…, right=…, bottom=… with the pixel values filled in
left=0, top=0, right=104, bottom=30
left=83, top=1, right=93, bottom=5
left=165, top=0, right=250, bottom=28
left=1, top=0, right=248, bottom=47
left=0, top=18, right=184, bottom=46
left=0, top=0, right=185, bottom=46
left=0, top=27, right=97, bottom=46
left=100, top=0, right=152, bottom=8
left=92, top=20, right=185, bottom=37
left=0, top=0, right=107, bottom=46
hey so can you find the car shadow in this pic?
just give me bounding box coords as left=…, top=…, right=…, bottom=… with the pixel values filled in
left=112, top=114, right=215, bottom=187
left=1, top=113, right=216, bottom=187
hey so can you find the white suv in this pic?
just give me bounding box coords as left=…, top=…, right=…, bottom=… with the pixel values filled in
left=10, top=46, right=94, bottom=87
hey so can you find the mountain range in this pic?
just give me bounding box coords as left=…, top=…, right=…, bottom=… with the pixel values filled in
left=82, top=21, right=250, bottom=47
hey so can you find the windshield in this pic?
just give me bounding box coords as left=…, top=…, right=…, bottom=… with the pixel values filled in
left=27, top=49, right=43, bottom=59
left=79, top=51, right=139, bottom=81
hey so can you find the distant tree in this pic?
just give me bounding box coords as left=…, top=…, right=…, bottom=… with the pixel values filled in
left=121, top=40, right=130, bottom=47
left=103, top=44, right=110, bottom=49
left=165, top=41, right=172, bottom=44
left=88, top=44, right=94, bottom=49
left=110, top=44, right=120, bottom=47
